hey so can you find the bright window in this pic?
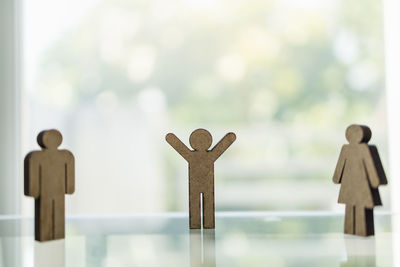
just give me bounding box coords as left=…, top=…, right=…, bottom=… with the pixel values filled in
left=22, top=0, right=388, bottom=215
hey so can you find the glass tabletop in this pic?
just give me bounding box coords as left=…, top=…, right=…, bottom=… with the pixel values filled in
left=0, top=211, right=397, bottom=266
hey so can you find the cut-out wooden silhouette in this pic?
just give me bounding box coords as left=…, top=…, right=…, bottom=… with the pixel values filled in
left=24, top=129, right=75, bottom=242
left=333, top=124, right=387, bottom=237
left=166, top=129, right=236, bottom=229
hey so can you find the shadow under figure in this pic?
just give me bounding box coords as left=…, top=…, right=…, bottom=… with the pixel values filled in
left=333, top=124, right=387, bottom=237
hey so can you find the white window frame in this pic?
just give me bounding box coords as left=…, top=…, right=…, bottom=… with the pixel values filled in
left=0, top=0, right=21, bottom=215
left=384, top=0, right=400, bottom=214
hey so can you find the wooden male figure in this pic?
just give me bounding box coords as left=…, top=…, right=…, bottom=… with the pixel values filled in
left=24, top=129, right=75, bottom=241
left=166, top=129, right=236, bottom=229
left=333, top=124, right=387, bottom=236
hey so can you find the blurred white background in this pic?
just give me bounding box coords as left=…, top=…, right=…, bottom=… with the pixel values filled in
left=1, top=0, right=391, bottom=216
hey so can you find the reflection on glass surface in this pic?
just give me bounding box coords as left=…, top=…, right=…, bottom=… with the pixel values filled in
left=85, top=235, right=107, bottom=267
left=0, top=212, right=396, bottom=266
left=0, top=238, right=21, bottom=267
left=34, top=240, right=65, bottom=267
left=190, top=229, right=215, bottom=267
left=341, top=236, right=376, bottom=267
left=392, top=215, right=400, bottom=267
left=0, top=218, right=21, bottom=267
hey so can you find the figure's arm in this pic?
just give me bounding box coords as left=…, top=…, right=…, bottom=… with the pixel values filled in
left=166, top=133, right=191, bottom=161
left=24, top=152, right=40, bottom=198
left=362, top=145, right=387, bottom=188
left=64, top=150, right=75, bottom=194
left=333, top=146, right=347, bottom=184
left=210, top=132, right=236, bottom=161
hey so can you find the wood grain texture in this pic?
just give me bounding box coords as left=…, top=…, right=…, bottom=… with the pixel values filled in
left=166, top=129, right=236, bottom=229
left=333, top=124, right=387, bottom=236
left=24, top=129, right=75, bottom=242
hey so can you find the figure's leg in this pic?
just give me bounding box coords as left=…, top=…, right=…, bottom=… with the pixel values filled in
left=189, top=190, right=201, bottom=229
left=35, top=198, right=53, bottom=241
left=365, top=208, right=374, bottom=236
left=344, top=205, right=355, bottom=234
left=53, top=196, right=65, bottom=240
left=203, top=192, right=215, bottom=229
left=355, top=207, right=374, bottom=236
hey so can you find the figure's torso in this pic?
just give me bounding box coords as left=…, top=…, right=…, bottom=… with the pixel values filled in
left=188, top=151, right=214, bottom=191
left=338, top=144, right=378, bottom=208
left=37, top=150, right=67, bottom=198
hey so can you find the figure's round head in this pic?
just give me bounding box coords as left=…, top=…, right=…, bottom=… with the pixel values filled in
left=189, top=129, right=212, bottom=151
left=37, top=129, right=63, bottom=149
left=345, top=124, right=371, bottom=144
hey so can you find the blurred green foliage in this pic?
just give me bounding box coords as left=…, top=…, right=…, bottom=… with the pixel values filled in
left=38, top=0, right=384, bottom=124
left=33, top=0, right=387, bottom=211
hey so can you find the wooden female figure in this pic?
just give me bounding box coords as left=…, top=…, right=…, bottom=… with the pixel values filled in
left=333, top=124, right=387, bottom=236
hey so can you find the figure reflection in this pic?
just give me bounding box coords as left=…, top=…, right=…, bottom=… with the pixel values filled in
left=34, top=239, right=65, bottom=267
left=190, top=229, right=215, bottom=267
left=341, top=236, right=376, bottom=267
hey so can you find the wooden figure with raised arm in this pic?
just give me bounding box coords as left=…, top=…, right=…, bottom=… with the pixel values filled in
left=333, top=124, right=387, bottom=237
left=166, top=129, right=236, bottom=229
left=24, top=129, right=75, bottom=242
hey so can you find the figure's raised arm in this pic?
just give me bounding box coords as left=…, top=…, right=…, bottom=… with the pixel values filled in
left=63, top=150, right=75, bottom=194
left=24, top=152, right=40, bottom=198
left=333, top=146, right=347, bottom=184
left=166, top=133, right=191, bottom=161
left=210, top=132, right=236, bottom=161
left=362, top=145, right=387, bottom=188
